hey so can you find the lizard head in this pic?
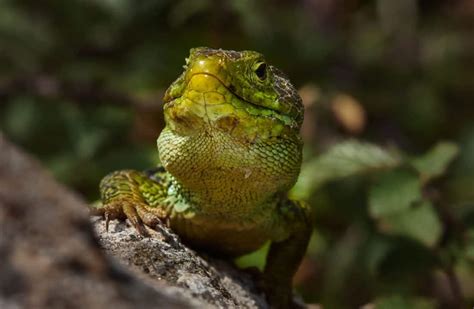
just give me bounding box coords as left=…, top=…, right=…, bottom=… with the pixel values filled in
left=162, top=47, right=304, bottom=142
left=158, top=48, right=304, bottom=203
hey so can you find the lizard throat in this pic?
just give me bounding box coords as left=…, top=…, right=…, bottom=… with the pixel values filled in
left=157, top=127, right=302, bottom=215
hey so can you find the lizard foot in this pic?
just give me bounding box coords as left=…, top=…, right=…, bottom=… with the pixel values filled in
left=100, top=199, right=163, bottom=237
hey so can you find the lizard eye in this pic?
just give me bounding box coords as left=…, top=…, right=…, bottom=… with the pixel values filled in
left=254, top=62, right=267, bottom=81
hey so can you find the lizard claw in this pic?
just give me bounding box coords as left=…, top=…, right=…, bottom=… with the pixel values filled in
left=98, top=197, right=164, bottom=237
left=121, top=202, right=151, bottom=237
left=105, top=213, right=110, bottom=232
left=131, top=219, right=151, bottom=237
left=103, top=203, right=150, bottom=237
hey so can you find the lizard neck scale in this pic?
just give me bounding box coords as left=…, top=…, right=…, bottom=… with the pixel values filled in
left=158, top=127, right=301, bottom=217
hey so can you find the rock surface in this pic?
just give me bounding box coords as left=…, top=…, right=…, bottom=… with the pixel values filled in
left=0, top=133, right=266, bottom=309
left=93, top=218, right=268, bottom=308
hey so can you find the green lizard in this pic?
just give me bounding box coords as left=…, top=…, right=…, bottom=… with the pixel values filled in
left=96, top=47, right=313, bottom=308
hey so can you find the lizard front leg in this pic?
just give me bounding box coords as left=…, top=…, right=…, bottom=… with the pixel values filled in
left=93, top=169, right=169, bottom=236
left=264, top=199, right=313, bottom=308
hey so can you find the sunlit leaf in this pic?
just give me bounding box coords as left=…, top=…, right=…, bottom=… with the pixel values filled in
left=235, top=242, right=270, bottom=271
left=377, top=201, right=442, bottom=247
left=291, top=140, right=400, bottom=200
left=369, top=170, right=421, bottom=218
left=411, top=142, right=459, bottom=182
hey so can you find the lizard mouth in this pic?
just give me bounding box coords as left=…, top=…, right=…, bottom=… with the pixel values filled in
left=164, top=73, right=293, bottom=126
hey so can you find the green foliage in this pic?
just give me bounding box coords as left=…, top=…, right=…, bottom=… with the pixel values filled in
left=292, top=139, right=467, bottom=306
left=411, top=142, right=459, bottom=182
left=291, top=141, right=400, bottom=200
left=368, top=170, right=421, bottom=218
left=297, top=141, right=456, bottom=248
left=373, top=295, right=435, bottom=309
left=235, top=241, right=270, bottom=271
left=376, top=200, right=442, bottom=247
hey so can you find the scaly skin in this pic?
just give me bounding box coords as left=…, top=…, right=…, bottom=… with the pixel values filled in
left=96, top=47, right=313, bottom=308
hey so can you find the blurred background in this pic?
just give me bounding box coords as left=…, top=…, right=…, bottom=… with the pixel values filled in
left=1, top=0, right=474, bottom=307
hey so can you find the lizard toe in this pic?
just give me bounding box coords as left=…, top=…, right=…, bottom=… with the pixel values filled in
left=121, top=201, right=150, bottom=237
left=135, top=203, right=162, bottom=228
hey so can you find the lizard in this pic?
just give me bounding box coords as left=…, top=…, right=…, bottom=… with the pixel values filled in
left=95, top=47, right=313, bottom=308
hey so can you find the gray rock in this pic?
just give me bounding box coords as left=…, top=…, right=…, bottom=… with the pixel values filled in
left=92, top=217, right=268, bottom=309
left=0, top=133, right=268, bottom=309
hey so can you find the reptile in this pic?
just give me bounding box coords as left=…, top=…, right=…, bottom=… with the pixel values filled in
left=95, top=47, right=313, bottom=308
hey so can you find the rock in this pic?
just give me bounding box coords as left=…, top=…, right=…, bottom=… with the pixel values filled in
left=0, top=133, right=268, bottom=309
left=92, top=218, right=268, bottom=309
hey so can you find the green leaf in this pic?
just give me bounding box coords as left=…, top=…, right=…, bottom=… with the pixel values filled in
left=363, top=237, right=394, bottom=276
left=465, top=229, right=474, bottom=262
left=373, top=295, right=436, bottom=309
left=377, top=201, right=442, bottom=247
left=291, top=140, right=400, bottom=200
left=411, top=141, right=459, bottom=181
left=369, top=170, right=422, bottom=218
left=235, top=242, right=270, bottom=271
